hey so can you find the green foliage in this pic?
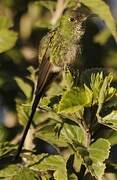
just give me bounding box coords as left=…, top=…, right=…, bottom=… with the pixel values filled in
left=57, top=86, right=92, bottom=113
left=0, top=0, right=117, bottom=180
left=0, top=14, right=17, bottom=53
left=0, top=142, right=16, bottom=158
left=81, top=0, right=117, bottom=41
left=29, top=154, right=67, bottom=180
left=98, top=110, right=117, bottom=131
left=0, top=29, right=17, bottom=53
left=35, top=0, right=56, bottom=12
left=94, top=29, right=111, bottom=45
left=1, top=69, right=116, bottom=179
left=0, top=15, right=12, bottom=29
left=15, top=77, right=33, bottom=99
left=88, top=138, right=111, bottom=178
left=0, top=165, right=40, bottom=180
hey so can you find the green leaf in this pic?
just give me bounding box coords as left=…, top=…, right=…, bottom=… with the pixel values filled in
left=16, top=100, right=32, bottom=126
left=68, top=173, right=78, bottom=180
left=54, top=166, right=67, bottom=180
left=98, top=73, right=113, bottom=104
left=80, top=69, right=110, bottom=105
left=15, top=167, right=39, bottom=180
left=62, top=67, right=74, bottom=90
left=57, top=87, right=92, bottom=113
left=104, top=92, right=117, bottom=109
left=66, top=0, right=79, bottom=9
left=107, top=131, right=117, bottom=145
left=0, top=165, right=39, bottom=180
left=97, top=73, right=114, bottom=114
left=0, top=164, right=20, bottom=178
left=46, top=82, right=63, bottom=98
left=0, top=29, right=17, bottom=53
left=84, top=84, right=93, bottom=106
left=73, top=152, right=83, bottom=172
left=73, top=139, right=111, bottom=179
left=94, top=29, right=111, bottom=45
left=0, top=124, right=8, bottom=142
left=80, top=68, right=107, bottom=86
left=35, top=1, right=56, bottom=12
left=81, top=0, right=117, bottom=41
left=88, top=138, right=111, bottom=179
left=15, top=77, right=32, bottom=99
left=90, top=72, right=104, bottom=104
left=39, top=97, right=51, bottom=107
left=61, top=123, right=84, bottom=146
left=30, top=155, right=67, bottom=180
left=35, top=121, right=67, bottom=148
left=27, top=153, right=49, bottom=166
left=0, top=142, right=16, bottom=158
left=98, top=111, right=117, bottom=131
left=0, top=15, right=12, bottom=29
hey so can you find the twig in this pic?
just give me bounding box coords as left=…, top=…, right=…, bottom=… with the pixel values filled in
left=51, top=0, right=67, bottom=25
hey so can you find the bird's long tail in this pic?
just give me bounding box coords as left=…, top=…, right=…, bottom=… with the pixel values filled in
left=15, top=56, right=52, bottom=159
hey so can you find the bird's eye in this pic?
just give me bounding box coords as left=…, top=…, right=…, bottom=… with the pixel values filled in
left=69, top=17, right=75, bottom=22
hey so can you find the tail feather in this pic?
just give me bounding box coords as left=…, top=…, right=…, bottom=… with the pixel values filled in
left=15, top=57, right=52, bottom=159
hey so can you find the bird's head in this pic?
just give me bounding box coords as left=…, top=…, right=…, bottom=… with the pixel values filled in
left=59, top=8, right=90, bottom=39
left=61, top=8, right=89, bottom=25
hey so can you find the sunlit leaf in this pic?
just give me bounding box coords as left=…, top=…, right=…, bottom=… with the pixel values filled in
left=81, top=0, right=117, bottom=41
left=107, top=131, right=117, bottom=145
left=88, top=138, right=111, bottom=179
left=73, top=152, right=83, bottom=172
left=57, top=87, right=92, bottom=113
left=35, top=121, right=67, bottom=147
left=68, top=173, right=78, bottom=180
left=16, top=83, right=46, bottom=126
left=15, top=77, right=32, bottom=99
left=98, top=73, right=113, bottom=104
left=61, top=123, right=84, bottom=145
left=30, top=155, right=67, bottom=180
left=0, top=165, right=39, bottom=180
left=98, top=111, right=117, bottom=131
left=94, top=29, right=111, bottom=45
left=97, top=73, right=114, bottom=114
left=0, top=142, right=16, bottom=158
left=0, top=15, right=12, bottom=29
left=16, top=100, right=32, bottom=126
left=0, top=164, right=20, bottom=177
left=0, top=124, right=8, bottom=142
left=66, top=0, right=79, bottom=9
left=35, top=1, right=56, bottom=12
left=62, top=67, right=74, bottom=90
left=90, top=72, right=104, bottom=104
left=0, top=29, right=17, bottom=53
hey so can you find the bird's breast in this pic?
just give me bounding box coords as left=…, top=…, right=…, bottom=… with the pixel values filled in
left=49, top=40, right=80, bottom=68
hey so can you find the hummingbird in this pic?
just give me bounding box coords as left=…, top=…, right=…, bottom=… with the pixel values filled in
left=15, top=8, right=89, bottom=159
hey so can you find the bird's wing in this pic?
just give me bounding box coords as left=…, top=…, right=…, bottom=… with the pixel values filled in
left=35, top=54, right=52, bottom=97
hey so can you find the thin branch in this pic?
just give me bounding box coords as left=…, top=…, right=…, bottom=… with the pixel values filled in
left=51, top=0, right=67, bottom=25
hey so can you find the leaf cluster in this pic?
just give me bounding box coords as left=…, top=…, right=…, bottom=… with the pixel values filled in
left=1, top=69, right=117, bottom=179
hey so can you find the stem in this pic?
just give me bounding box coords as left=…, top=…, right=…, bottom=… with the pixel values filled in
left=82, top=120, right=91, bottom=148
left=75, top=113, right=91, bottom=147
left=51, top=0, right=67, bottom=25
